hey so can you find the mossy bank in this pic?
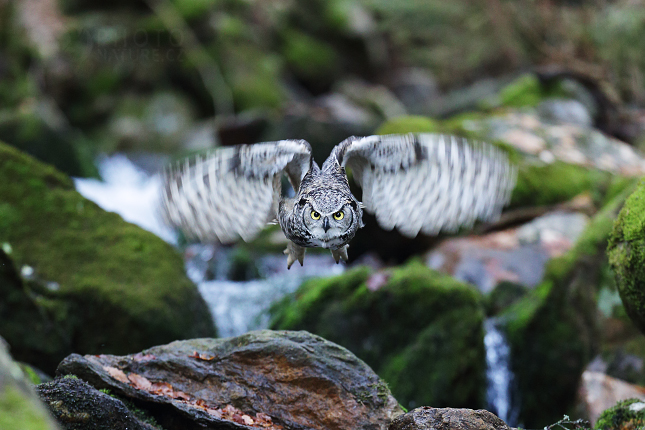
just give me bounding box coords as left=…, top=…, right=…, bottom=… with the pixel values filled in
left=0, top=142, right=215, bottom=373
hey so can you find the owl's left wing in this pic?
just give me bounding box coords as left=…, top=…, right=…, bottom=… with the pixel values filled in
left=331, top=133, right=516, bottom=237
left=161, top=140, right=311, bottom=243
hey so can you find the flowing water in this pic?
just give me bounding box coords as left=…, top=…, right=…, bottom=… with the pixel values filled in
left=484, top=318, right=518, bottom=426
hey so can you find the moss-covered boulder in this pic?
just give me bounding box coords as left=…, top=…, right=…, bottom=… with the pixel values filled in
left=501, top=181, right=638, bottom=428
left=595, top=398, right=645, bottom=430
left=0, top=142, right=215, bottom=373
left=0, top=336, right=61, bottom=430
left=270, top=261, right=486, bottom=410
left=608, top=179, right=645, bottom=335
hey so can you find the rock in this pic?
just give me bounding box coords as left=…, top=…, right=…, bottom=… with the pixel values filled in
left=336, top=78, right=408, bottom=120
left=271, top=262, right=487, bottom=410
left=577, top=371, right=645, bottom=425
left=463, top=110, right=645, bottom=176
left=426, top=211, right=589, bottom=293
left=510, top=160, right=613, bottom=209
left=537, top=99, right=593, bottom=128
left=388, top=407, right=511, bottom=430
left=595, top=398, right=645, bottom=430
left=500, top=183, right=638, bottom=427
left=608, top=179, right=645, bottom=335
left=56, top=330, right=403, bottom=430
left=0, top=336, right=61, bottom=430
left=390, top=68, right=440, bottom=116
left=0, top=142, right=215, bottom=374
left=37, top=376, right=159, bottom=430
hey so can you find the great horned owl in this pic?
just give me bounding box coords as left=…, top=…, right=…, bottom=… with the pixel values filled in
left=161, top=134, right=516, bottom=268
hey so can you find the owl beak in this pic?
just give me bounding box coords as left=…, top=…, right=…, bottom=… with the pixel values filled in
left=322, top=217, right=330, bottom=232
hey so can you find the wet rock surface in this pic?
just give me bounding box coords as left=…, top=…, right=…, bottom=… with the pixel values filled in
left=388, top=407, right=511, bottom=430
left=55, top=330, right=403, bottom=430
left=37, top=377, right=158, bottom=430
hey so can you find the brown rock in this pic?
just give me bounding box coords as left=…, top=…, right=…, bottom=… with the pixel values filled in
left=56, top=330, right=403, bottom=430
left=388, top=407, right=511, bottom=430
left=577, top=371, right=645, bottom=424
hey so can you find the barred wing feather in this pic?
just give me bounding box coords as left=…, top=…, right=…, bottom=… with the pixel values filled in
left=334, top=134, right=516, bottom=237
left=161, top=140, right=311, bottom=243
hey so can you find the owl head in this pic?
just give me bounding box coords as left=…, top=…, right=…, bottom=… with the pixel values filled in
left=295, top=193, right=363, bottom=249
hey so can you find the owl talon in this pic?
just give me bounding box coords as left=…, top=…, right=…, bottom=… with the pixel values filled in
left=284, top=242, right=306, bottom=269
left=331, top=245, right=349, bottom=264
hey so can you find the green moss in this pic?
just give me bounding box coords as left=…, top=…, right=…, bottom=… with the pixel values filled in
left=19, top=364, right=42, bottom=385
left=271, top=260, right=486, bottom=409
left=497, top=74, right=568, bottom=109
left=171, top=0, right=219, bottom=20
left=227, top=49, right=285, bottom=111
left=0, top=386, right=57, bottom=430
left=375, top=116, right=441, bottom=135
left=510, top=161, right=612, bottom=208
left=282, top=29, right=339, bottom=81
left=486, top=281, right=529, bottom=316
left=499, top=75, right=544, bottom=108
left=595, top=398, right=645, bottom=430
left=0, top=142, right=215, bottom=373
left=501, top=184, right=637, bottom=428
left=608, top=179, right=645, bottom=335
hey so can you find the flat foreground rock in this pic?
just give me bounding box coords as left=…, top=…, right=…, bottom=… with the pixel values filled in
left=56, top=330, right=403, bottom=430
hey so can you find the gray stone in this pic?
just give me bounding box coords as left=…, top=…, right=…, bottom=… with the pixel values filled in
left=538, top=99, right=593, bottom=127
left=388, top=407, right=511, bottom=430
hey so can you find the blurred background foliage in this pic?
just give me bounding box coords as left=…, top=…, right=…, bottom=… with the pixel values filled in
left=3, top=0, right=645, bottom=177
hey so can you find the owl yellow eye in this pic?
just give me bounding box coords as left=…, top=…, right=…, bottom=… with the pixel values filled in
left=333, top=211, right=344, bottom=220
left=311, top=211, right=321, bottom=220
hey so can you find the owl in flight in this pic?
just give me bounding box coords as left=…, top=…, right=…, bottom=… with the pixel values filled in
left=161, top=134, right=516, bottom=268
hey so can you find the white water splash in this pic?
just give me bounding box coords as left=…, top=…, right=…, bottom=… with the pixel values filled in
left=73, top=154, right=176, bottom=244
left=484, top=318, right=517, bottom=426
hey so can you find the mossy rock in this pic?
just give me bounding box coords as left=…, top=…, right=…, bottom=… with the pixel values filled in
left=0, top=337, right=61, bottom=430
left=510, top=160, right=613, bottom=209
left=0, top=142, right=215, bottom=373
left=608, top=179, right=645, bottom=335
left=375, top=116, right=441, bottom=135
left=486, top=281, right=529, bottom=316
left=496, top=74, right=567, bottom=109
left=595, top=398, right=645, bottom=430
left=501, top=182, right=638, bottom=428
left=271, top=261, right=486, bottom=410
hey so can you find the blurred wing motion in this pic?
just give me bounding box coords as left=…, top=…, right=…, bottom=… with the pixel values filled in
left=334, top=133, right=516, bottom=237
left=161, top=140, right=311, bottom=243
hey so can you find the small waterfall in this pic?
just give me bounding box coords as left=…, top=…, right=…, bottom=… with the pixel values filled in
left=484, top=318, right=518, bottom=426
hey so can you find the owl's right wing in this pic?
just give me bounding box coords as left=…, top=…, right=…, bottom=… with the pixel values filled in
left=331, top=133, right=516, bottom=237
left=161, top=140, right=312, bottom=243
